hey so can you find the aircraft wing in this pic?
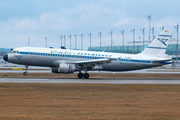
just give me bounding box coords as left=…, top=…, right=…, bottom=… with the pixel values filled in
left=66, top=58, right=119, bottom=70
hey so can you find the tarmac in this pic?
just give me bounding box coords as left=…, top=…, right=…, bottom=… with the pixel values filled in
left=0, top=78, right=180, bottom=84
left=0, top=63, right=180, bottom=84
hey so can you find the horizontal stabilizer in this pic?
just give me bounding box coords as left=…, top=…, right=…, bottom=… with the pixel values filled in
left=151, top=59, right=172, bottom=63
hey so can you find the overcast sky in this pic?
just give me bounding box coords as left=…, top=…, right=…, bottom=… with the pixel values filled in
left=0, top=0, right=180, bottom=49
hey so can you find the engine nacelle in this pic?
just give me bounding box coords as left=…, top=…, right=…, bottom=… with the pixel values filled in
left=51, top=64, right=75, bottom=74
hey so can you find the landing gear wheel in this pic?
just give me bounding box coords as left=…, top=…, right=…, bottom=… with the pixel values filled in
left=84, top=73, right=89, bottom=79
left=23, top=72, right=27, bottom=76
left=78, top=73, right=84, bottom=78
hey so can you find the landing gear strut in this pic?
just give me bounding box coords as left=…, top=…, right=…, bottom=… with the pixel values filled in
left=23, top=65, right=28, bottom=76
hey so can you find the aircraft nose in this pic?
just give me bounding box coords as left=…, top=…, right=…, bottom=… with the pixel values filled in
left=3, top=54, right=8, bottom=62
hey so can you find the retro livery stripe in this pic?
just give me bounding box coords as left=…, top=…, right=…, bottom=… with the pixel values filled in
left=147, top=47, right=167, bottom=49
left=158, top=35, right=171, bottom=37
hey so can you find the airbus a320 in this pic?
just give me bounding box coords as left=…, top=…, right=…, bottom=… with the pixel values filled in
left=3, top=30, right=172, bottom=79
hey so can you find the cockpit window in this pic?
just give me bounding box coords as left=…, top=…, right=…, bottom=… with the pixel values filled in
left=10, top=51, right=16, bottom=53
left=11, top=51, right=19, bottom=54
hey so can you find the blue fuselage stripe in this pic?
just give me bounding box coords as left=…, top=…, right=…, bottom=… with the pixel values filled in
left=18, top=51, right=154, bottom=64
left=17, top=51, right=171, bottom=65
left=158, top=35, right=171, bottom=37
left=147, top=47, right=167, bottom=49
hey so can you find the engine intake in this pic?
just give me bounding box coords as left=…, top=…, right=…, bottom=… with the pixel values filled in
left=51, top=64, right=75, bottom=74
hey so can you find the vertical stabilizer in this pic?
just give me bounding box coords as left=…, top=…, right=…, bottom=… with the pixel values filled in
left=140, top=30, right=172, bottom=58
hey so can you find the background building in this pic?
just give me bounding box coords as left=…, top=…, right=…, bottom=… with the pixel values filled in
left=88, top=41, right=180, bottom=60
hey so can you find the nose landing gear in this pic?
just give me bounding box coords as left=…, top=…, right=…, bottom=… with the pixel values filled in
left=23, top=65, right=28, bottom=76
left=23, top=72, right=27, bottom=76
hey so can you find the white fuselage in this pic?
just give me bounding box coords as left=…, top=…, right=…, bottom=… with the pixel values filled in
left=7, top=47, right=171, bottom=72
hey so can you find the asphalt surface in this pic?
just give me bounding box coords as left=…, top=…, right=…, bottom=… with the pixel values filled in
left=0, top=78, right=180, bottom=84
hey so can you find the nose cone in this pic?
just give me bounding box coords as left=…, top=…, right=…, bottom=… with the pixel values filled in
left=3, top=54, right=8, bottom=62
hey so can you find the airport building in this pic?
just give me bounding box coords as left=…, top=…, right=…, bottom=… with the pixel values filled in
left=88, top=40, right=180, bottom=60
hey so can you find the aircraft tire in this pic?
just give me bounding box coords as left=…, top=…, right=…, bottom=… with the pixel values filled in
left=84, top=73, right=89, bottom=79
left=23, top=72, right=27, bottom=76
left=78, top=73, right=84, bottom=78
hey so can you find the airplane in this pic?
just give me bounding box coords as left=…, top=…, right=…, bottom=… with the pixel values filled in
left=3, top=30, right=172, bottom=79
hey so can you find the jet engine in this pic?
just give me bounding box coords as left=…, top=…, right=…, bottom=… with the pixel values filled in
left=51, top=64, right=75, bottom=74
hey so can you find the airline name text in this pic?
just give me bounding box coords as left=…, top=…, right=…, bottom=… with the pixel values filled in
left=51, top=50, right=112, bottom=57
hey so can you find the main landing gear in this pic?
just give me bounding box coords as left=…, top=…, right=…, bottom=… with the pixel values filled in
left=23, top=65, right=28, bottom=76
left=78, top=72, right=90, bottom=79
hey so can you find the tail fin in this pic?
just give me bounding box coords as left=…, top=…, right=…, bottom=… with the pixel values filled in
left=140, top=30, right=172, bottom=58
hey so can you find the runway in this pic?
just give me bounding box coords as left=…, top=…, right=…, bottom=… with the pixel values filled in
left=0, top=78, right=180, bottom=84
